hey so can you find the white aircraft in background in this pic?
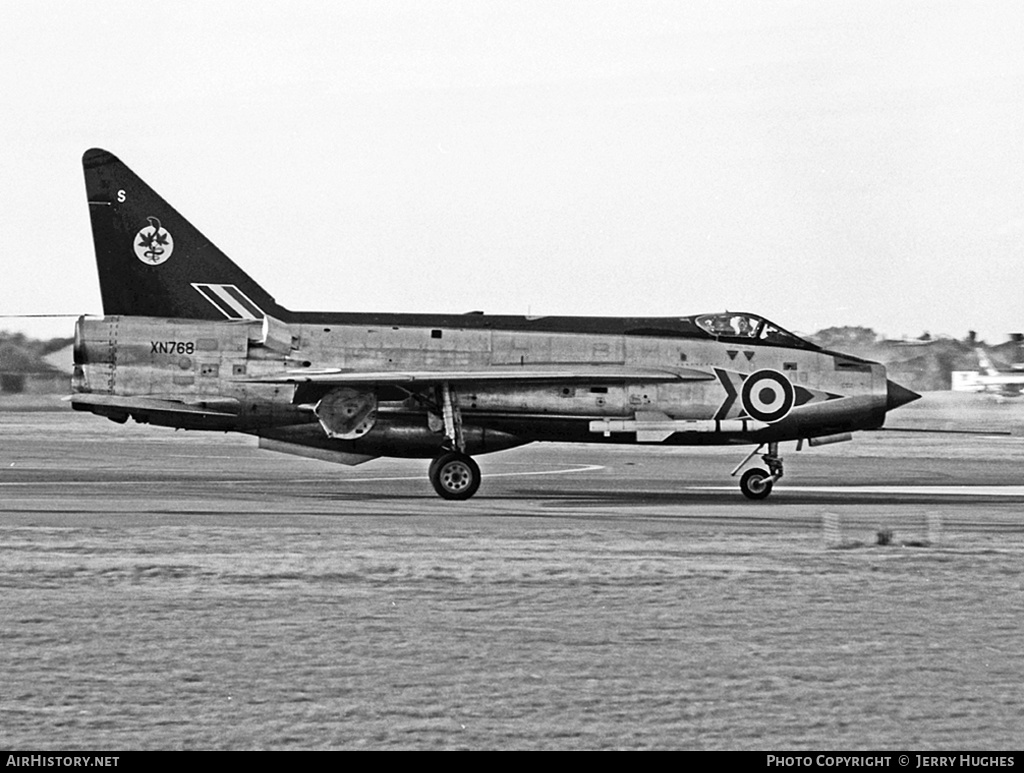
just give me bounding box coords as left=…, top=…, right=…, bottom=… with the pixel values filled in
left=951, top=348, right=1024, bottom=398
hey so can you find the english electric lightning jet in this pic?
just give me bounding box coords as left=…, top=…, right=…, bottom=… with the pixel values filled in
left=72, top=148, right=920, bottom=500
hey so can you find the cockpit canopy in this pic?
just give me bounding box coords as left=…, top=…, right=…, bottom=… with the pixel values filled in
left=694, top=312, right=817, bottom=349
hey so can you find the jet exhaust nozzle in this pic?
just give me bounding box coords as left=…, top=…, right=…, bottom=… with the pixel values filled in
left=886, top=380, right=921, bottom=411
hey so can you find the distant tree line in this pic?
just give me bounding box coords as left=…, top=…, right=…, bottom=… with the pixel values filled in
left=0, top=332, right=73, bottom=393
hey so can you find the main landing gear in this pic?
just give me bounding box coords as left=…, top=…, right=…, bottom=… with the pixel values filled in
left=427, top=382, right=482, bottom=501
left=733, top=442, right=784, bottom=500
left=429, top=452, right=482, bottom=500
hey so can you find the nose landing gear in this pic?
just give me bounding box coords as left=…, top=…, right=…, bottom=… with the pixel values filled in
left=734, top=442, right=784, bottom=500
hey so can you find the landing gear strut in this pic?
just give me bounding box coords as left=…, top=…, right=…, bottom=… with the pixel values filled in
left=428, top=382, right=482, bottom=500
left=734, top=442, right=784, bottom=500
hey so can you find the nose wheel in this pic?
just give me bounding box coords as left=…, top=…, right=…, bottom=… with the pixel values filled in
left=739, top=468, right=773, bottom=500
left=734, top=442, right=784, bottom=500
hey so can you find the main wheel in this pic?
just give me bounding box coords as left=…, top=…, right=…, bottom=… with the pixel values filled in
left=740, top=468, right=773, bottom=500
left=428, top=456, right=443, bottom=481
left=430, top=452, right=481, bottom=500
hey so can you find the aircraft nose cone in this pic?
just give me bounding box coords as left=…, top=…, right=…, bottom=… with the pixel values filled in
left=886, top=379, right=921, bottom=411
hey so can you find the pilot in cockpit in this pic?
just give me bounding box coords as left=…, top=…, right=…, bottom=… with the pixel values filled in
left=733, top=315, right=755, bottom=337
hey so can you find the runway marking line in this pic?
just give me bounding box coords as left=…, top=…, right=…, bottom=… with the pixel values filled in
left=0, top=463, right=607, bottom=486
left=320, top=463, right=607, bottom=484
left=692, top=485, right=1024, bottom=497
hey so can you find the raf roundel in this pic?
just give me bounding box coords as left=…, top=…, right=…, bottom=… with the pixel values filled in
left=740, top=369, right=795, bottom=423
left=133, top=216, right=174, bottom=265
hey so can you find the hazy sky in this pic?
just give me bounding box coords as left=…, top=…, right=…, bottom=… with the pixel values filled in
left=2, top=0, right=1022, bottom=342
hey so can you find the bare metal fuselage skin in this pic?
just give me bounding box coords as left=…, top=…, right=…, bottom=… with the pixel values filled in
left=73, top=312, right=892, bottom=458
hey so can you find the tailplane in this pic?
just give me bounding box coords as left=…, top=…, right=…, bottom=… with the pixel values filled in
left=83, top=148, right=290, bottom=321
left=975, top=347, right=999, bottom=377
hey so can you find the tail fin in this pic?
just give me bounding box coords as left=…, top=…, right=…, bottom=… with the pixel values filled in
left=975, top=347, right=999, bottom=376
left=83, top=148, right=290, bottom=321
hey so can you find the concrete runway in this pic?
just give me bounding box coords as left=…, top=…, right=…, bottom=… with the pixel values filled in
left=2, top=407, right=1024, bottom=749
left=5, top=404, right=1024, bottom=507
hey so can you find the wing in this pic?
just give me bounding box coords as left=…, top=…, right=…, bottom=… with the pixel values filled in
left=237, top=366, right=715, bottom=386
left=67, top=393, right=240, bottom=417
